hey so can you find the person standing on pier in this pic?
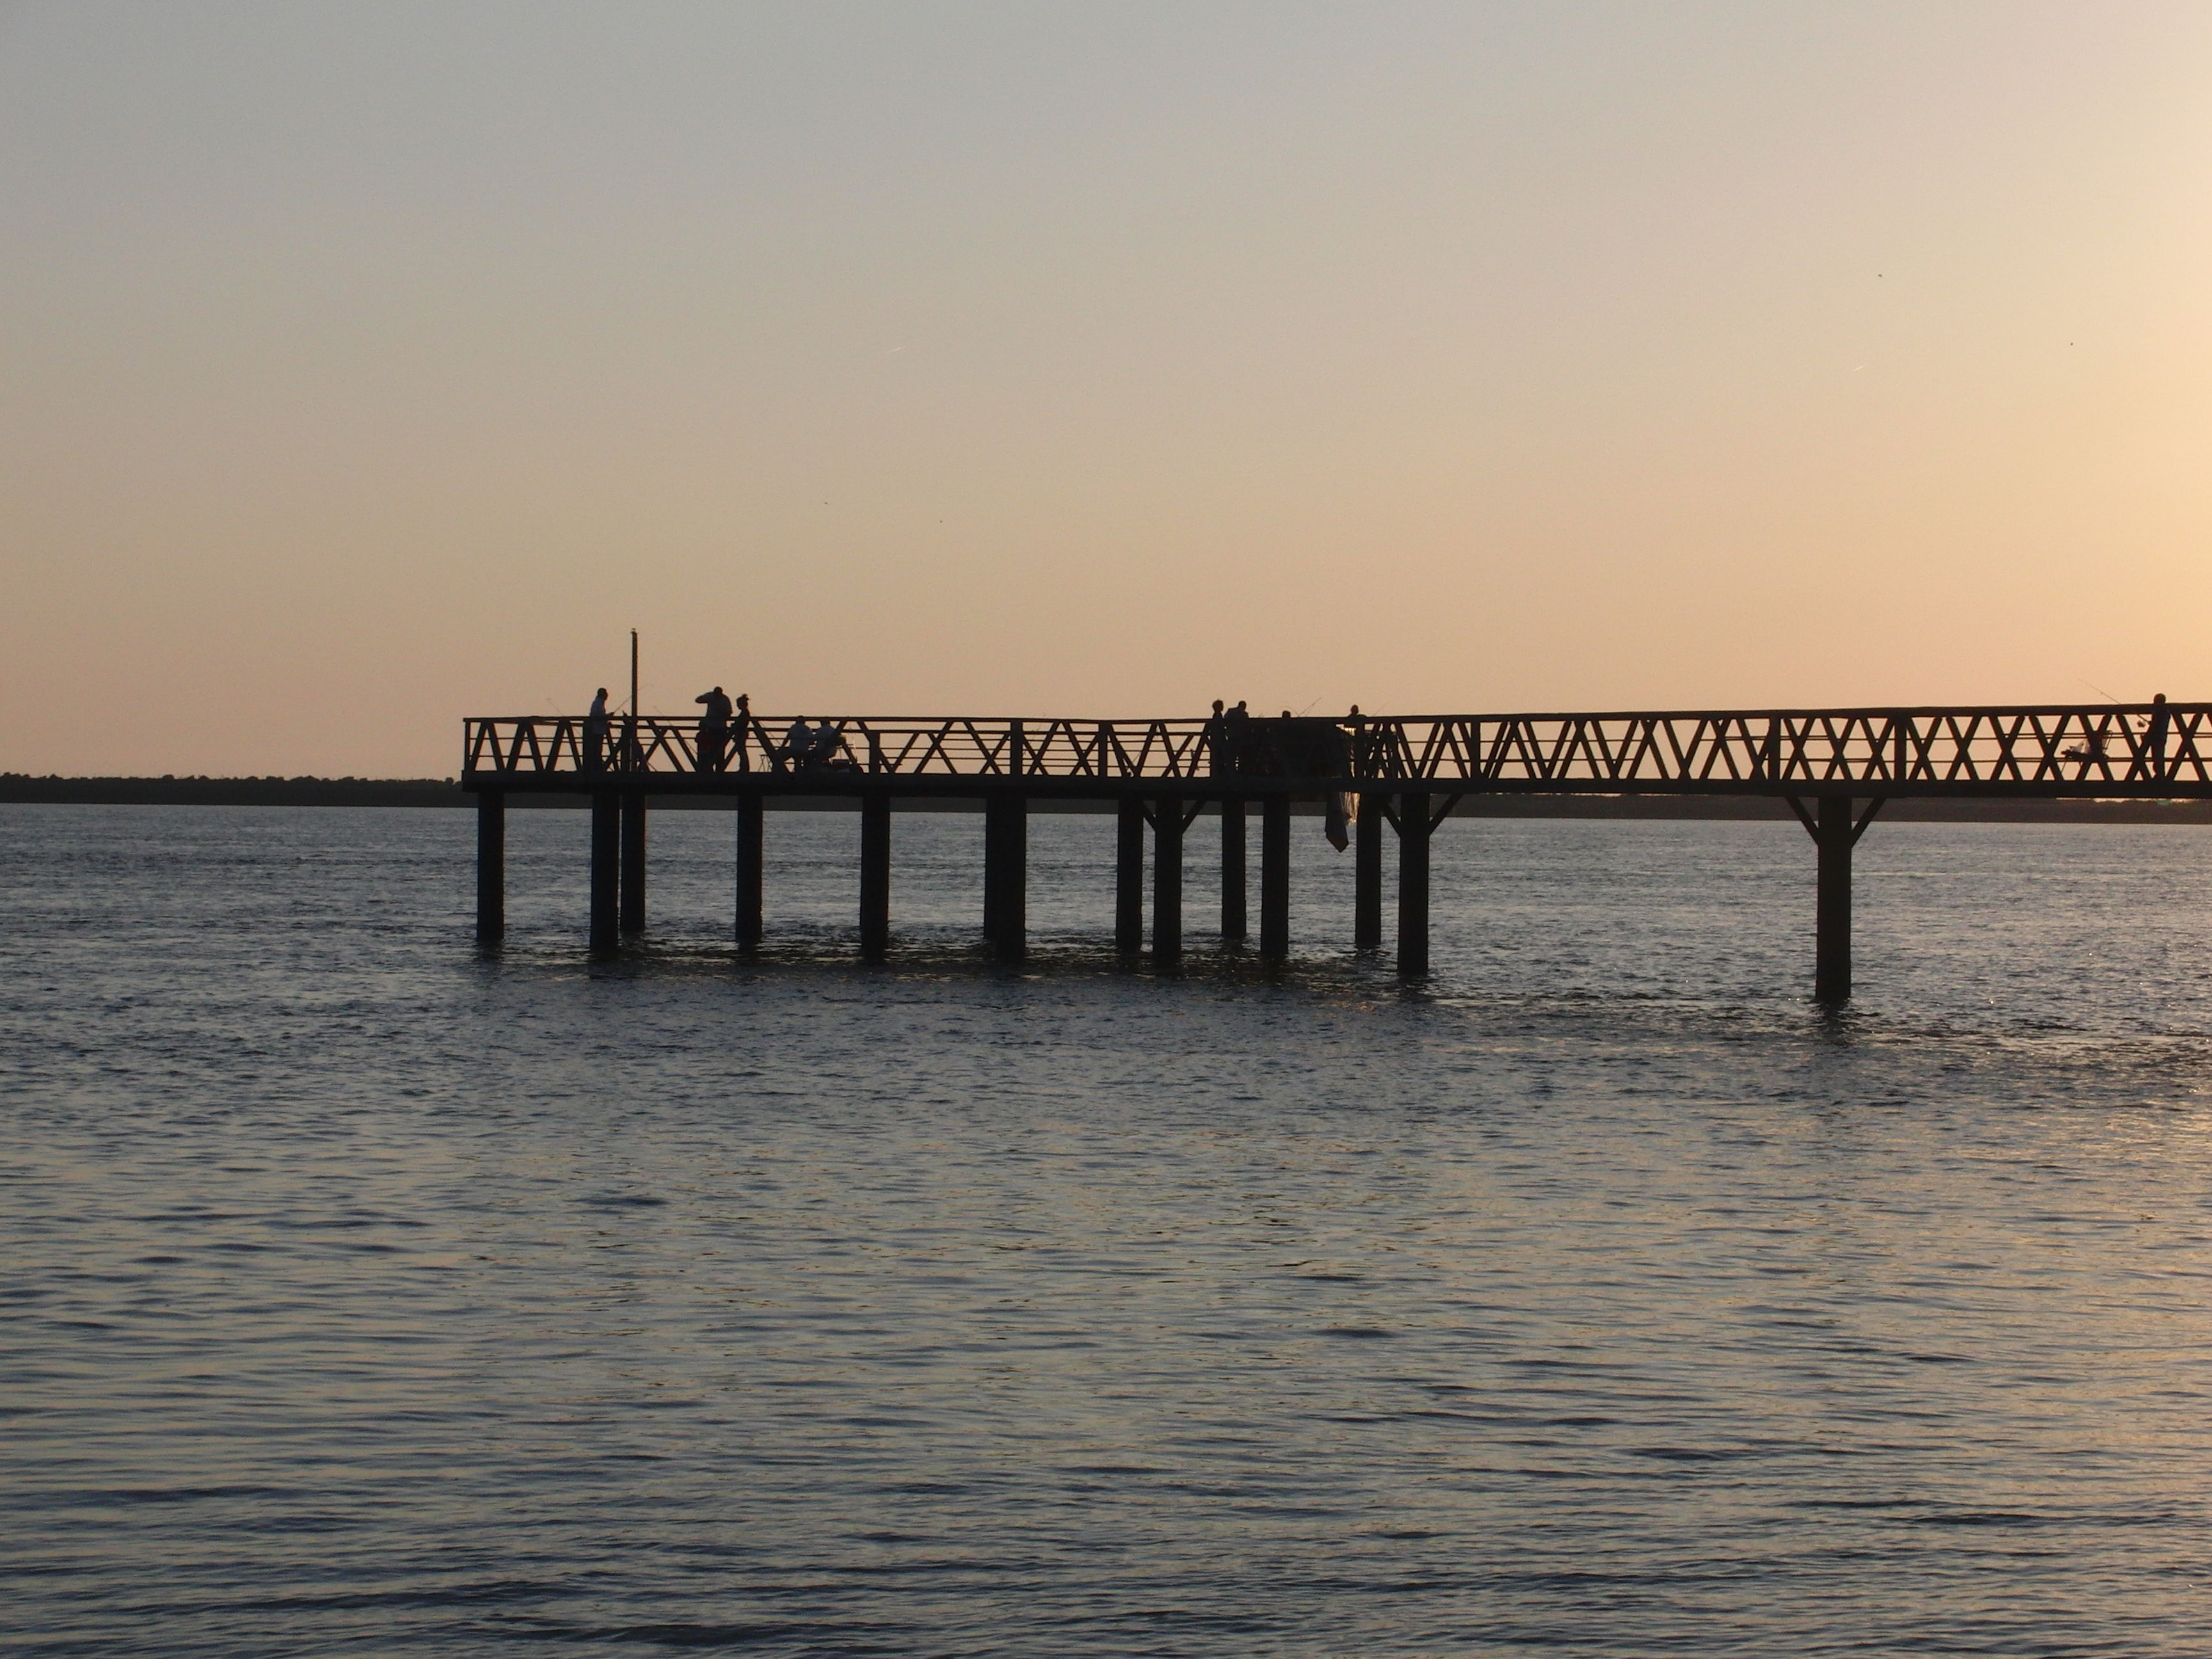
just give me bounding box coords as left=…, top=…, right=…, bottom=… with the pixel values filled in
left=781, top=716, right=813, bottom=771
left=1222, top=700, right=1251, bottom=774
left=694, top=685, right=733, bottom=773
left=583, top=687, right=610, bottom=773
left=2144, top=692, right=2171, bottom=782
left=1207, top=700, right=1231, bottom=776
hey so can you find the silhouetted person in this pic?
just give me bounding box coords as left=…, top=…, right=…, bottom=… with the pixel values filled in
left=1222, top=700, right=1251, bottom=774
left=2145, top=691, right=2170, bottom=781
left=782, top=717, right=813, bottom=770
left=1207, top=699, right=1230, bottom=776
left=813, top=719, right=844, bottom=768
left=583, top=687, right=610, bottom=773
left=695, top=685, right=733, bottom=773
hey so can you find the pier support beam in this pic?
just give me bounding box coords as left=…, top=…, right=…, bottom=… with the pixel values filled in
left=1220, top=798, right=1246, bottom=943
left=984, top=794, right=1027, bottom=959
left=1787, top=796, right=1882, bottom=1003
left=860, top=792, right=891, bottom=961
left=589, top=791, right=620, bottom=956
left=1153, top=799, right=1184, bottom=965
left=620, top=791, right=646, bottom=934
left=1354, top=794, right=1383, bottom=951
left=1816, top=797, right=1852, bottom=1003
left=983, top=797, right=1002, bottom=947
left=1116, top=800, right=1146, bottom=954
left=1398, top=792, right=1431, bottom=976
left=475, top=790, right=504, bottom=943
left=735, top=794, right=763, bottom=950
left=1260, top=796, right=1291, bottom=959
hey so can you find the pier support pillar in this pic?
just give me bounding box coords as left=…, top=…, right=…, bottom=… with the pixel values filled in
left=1115, top=800, right=1146, bottom=954
left=1791, top=795, right=1881, bottom=1002
left=984, top=794, right=1026, bottom=959
left=1260, top=796, right=1291, bottom=959
left=589, top=791, right=620, bottom=956
left=982, top=798, right=1001, bottom=946
left=1398, top=792, right=1431, bottom=976
left=1220, top=798, right=1247, bottom=943
left=620, top=791, right=646, bottom=934
left=1354, top=794, right=1383, bottom=951
left=1816, top=796, right=1854, bottom=1003
left=735, top=794, right=763, bottom=949
left=1153, top=800, right=1184, bottom=965
left=860, top=792, right=891, bottom=961
left=475, top=790, right=504, bottom=943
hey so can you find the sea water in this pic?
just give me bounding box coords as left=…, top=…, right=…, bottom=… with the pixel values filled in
left=4, top=803, right=2209, bottom=1656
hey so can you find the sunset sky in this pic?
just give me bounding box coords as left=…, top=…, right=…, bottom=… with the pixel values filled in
left=5, top=1, right=2210, bottom=777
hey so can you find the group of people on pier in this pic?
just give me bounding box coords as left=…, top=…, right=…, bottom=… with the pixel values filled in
left=1206, top=699, right=1370, bottom=781
left=780, top=716, right=851, bottom=771
left=577, top=685, right=849, bottom=774
left=578, top=685, right=1379, bottom=785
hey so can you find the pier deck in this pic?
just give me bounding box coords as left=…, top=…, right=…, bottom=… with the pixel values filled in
left=461, top=701, right=2211, bottom=998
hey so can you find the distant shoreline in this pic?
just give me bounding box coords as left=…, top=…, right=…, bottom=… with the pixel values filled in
left=5, top=775, right=2210, bottom=823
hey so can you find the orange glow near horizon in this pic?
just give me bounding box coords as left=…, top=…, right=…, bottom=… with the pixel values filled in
left=5, top=3, right=2211, bottom=776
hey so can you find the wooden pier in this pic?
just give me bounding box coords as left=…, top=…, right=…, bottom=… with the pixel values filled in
left=463, top=700, right=2210, bottom=1000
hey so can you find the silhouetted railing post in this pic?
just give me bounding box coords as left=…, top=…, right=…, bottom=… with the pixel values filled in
left=589, top=791, right=620, bottom=956
left=476, top=789, right=505, bottom=943
left=735, top=794, right=763, bottom=949
left=1115, top=801, right=1145, bottom=954
left=1260, top=796, right=1290, bottom=959
left=1354, top=794, right=1383, bottom=950
left=860, top=792, right=891, bottom=960
left=1153, top=800, right=1183, bottom=965
left=1398, top=792, right=1431, bottom=975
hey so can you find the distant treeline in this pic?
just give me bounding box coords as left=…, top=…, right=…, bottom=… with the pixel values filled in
left=4, top=774, right=2210, bottom=822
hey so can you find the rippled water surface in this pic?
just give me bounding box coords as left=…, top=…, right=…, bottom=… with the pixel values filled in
left=6, top=803, right=2212, bottom=1656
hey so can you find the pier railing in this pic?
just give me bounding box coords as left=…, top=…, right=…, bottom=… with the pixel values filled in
left=462, top=703, right=2212, bottom=792
left=463, top=715, right=1220, bottom=781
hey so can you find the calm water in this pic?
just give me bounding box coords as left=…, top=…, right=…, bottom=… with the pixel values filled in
left=5, top=803, right=2211, bottom=1657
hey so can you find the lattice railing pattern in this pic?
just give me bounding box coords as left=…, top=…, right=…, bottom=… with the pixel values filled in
left=463, top=705, right=2210, bottom=789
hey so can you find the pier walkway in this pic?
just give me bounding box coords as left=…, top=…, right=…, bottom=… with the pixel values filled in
left=463, top=701, right=2211, bottom=999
